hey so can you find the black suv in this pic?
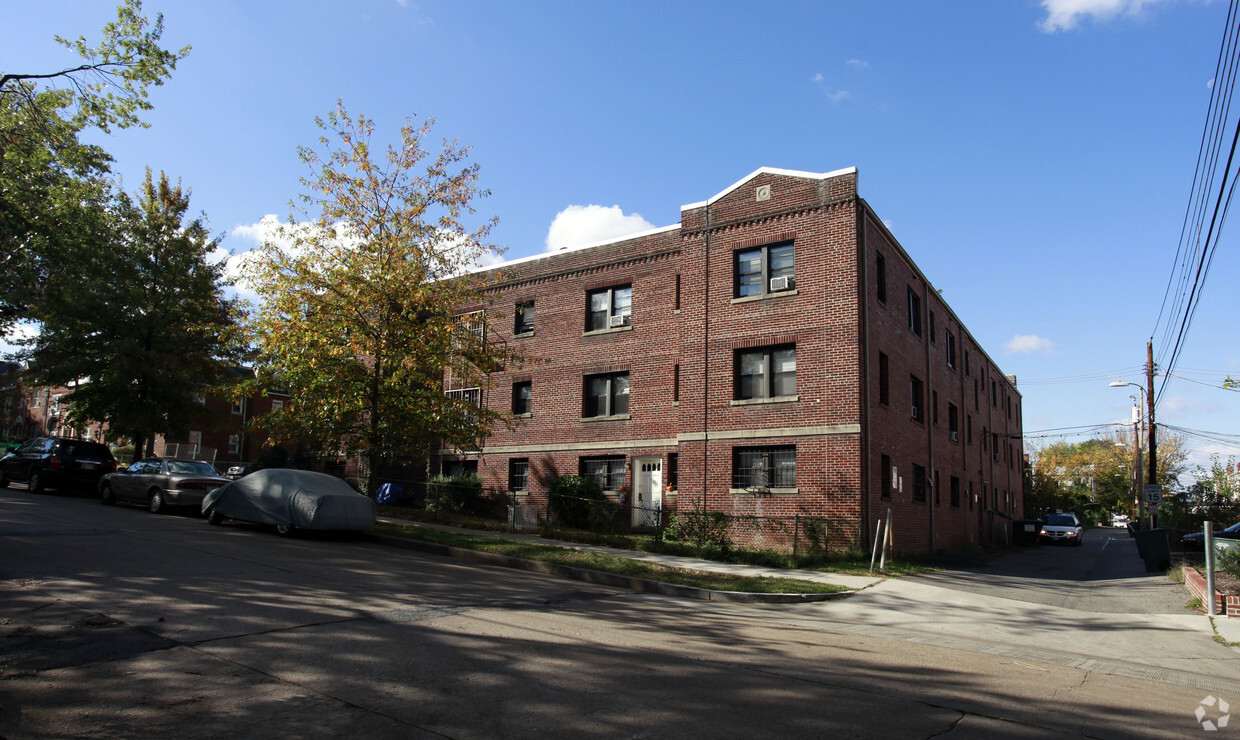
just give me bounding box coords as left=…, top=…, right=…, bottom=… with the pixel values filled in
left=0, top=437, right=117, bottom=493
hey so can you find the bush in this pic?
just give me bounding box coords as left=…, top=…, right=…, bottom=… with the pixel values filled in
left=664, top=508, right=732, bottom=551
left=425, top=474, right=484, bottom=514
left=1218, top=545, right=1240, bottom=579
left=548, top=476, right=616, bottom=531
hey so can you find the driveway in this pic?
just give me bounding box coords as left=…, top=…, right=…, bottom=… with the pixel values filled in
left=802, top=526, right=1240, bottom=688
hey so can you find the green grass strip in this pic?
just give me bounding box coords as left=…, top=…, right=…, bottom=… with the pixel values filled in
left=375, top=522, right=851, bottom=594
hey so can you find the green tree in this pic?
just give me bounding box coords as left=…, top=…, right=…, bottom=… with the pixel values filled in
left=24, top=169, right=241, bottom=458
left=0, top=0, right=189, bottom=328
left=243, top=101, right=522, bottom=493
left=1025, top=431, right=1190, bottom=519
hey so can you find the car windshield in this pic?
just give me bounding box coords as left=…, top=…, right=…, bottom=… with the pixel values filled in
left=168, top=461, right=220, bottom=476
left=1046, top=514, right=1077, bottom=526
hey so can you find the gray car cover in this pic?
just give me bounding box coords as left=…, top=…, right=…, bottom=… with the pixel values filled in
left=202, top=469, right=376, bottom=531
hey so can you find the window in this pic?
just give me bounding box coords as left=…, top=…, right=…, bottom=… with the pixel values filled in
left=732, top=445, right=796, bottom=489
left=673, top=364, right=680, bottom=402
left=675, top=274, right=681, bottom=310
left=912, top=463, right=927, bottom=503
left=580, top=456, right=625, bottom=491
left=735, top=241, right=795, bottom=298
left=967, top=414, right=972, bottom=444
left=271, top=399, right=284, bottom=412
left=876, top=252, right=887, bottom=303
left=736, top=345, right=796, bottom=400
left=879, top=352, right=889, bottom=405
left=929, top=312, right=936, bottom=343
left=948, top=402, right=959, bottom=441
left=231, top=401, right=243, bottom=415
left=965, top=349, right=971, bottom=376
left=514, top=301, right=534, bottom=335
left=974, top=379, right=979, bottom=412
left=195, top=392, right=206, bottom=405
left=935, top=469, right=941, bottom=505
left=587, top=286, right=631, bottom=331
left=950, top=476, right=961, bottom=508
left=907, top=287, right=921, bottom=336
left=946, top=331, right=956, bottom=369
left=881, top=454, right=892, bottom=498
left=991, top=378, right=998, bottom=407
left=509, top=458, right=529, bottom=491
left=910, top=375, right=924, bottom=422
left=667, top=453, right=678, bottom=489
left=584, top=372, right=629, bottom=418
left=512, top=381, right=532, bottom=415
left=932, top=390, right=939, bottom=424
left=228, top=434, right=241, bottom=454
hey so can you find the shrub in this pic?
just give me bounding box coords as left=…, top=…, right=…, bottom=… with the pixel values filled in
left=664, top=508, right=732, bottom=551
left=548, top=476, right=616, bottom=531
left=425, top=474, right=484, bottom=514
left=1218, top=545, right=1240, bottom=579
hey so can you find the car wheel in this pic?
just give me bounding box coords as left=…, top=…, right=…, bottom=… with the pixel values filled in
left=28, top=470, right=44, bottom=494
left=205, top=508, right=224, bottom=526
left=274, top=523, right=295, bottom=537
left=148, top=490, right=165, bottom=514
left=100, top=483, right=116, bottom=506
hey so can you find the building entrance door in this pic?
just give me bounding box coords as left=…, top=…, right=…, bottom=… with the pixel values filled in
left=633, top=457, right=663, bottom=528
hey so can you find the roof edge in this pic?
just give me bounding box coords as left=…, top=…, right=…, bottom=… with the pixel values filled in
left=680, top=166, right=858, bottom=211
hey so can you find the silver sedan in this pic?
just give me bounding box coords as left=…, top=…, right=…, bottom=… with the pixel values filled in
left=100, top=458, right=231, bottom=514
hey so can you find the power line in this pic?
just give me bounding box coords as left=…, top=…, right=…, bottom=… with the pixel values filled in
left=1154, top=0, right=1240, bottom=409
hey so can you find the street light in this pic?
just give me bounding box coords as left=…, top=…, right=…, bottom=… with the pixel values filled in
left=1109, top=380, right=1149, bottom=528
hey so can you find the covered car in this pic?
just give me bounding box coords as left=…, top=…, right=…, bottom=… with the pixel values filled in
left=202, top=469, right=376, bottom=535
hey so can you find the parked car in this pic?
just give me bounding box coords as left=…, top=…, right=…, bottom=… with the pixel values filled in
left=0, top=437, right=117, bottom=493
left=100, top=457, right=231, bottom=514
left=1181, top=521, right=1240, bottom=551
left=1039, top=513, right=1084, bottom=546
left=226, top=465, right=247, bottom=479
left=202, top=468, right=376, bottom=536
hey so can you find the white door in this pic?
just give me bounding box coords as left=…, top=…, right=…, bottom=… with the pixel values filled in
left=633, top=457, right=663, bottom=527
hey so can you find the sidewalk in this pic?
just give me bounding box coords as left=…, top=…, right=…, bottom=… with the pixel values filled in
left=375, top=517, right=885, bottom=591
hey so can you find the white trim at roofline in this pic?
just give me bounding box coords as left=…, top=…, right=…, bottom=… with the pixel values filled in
left=467, top=224, right=680, bottom=275
left=470, top=166, right=857, bottom=276
left=680, top=166, right=858, bottom=211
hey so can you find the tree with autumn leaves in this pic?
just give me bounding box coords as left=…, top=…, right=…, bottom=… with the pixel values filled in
left=242, top=102, right=522, bottom=493
left=1024, top=430, right=1189, bottom=521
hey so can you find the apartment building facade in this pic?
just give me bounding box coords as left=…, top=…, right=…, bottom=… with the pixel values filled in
left=440, top=167, right=1023, bottom=553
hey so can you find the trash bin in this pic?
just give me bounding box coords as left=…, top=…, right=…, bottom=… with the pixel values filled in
left=1133, top=528, right=1171, bottom=572
left=1012, top=519, right=1043, bottom=547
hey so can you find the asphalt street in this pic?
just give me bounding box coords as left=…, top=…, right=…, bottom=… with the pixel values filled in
left=1, top=489, right=1238, bottom=738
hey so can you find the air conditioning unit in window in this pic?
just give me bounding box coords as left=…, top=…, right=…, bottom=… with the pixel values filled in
left=993, top=453, right=1001, bottom=462
left=608, top=314, right=629, bottom=328
left=769, top=276, right=792, bottom=292
left=910, top=406, right=919, bottom=419
left=950, top=431, right=958, bottom=442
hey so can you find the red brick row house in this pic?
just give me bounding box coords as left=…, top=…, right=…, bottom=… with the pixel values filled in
left=439, top=168, right=1023, bottom=553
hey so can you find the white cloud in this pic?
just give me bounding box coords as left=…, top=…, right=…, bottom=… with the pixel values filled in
left=1039, top=0, right=1167, bottom=32
left=810, top=72, right=850, bottom=103
left=846, top=59, right=870, bottom=70
left=545, top=205, right=655, bottom=252
left=1005, top=334, right=1059, bottom=355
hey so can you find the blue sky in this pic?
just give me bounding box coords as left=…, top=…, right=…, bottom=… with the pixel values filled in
left=7, top=0, right=1240, bottom=476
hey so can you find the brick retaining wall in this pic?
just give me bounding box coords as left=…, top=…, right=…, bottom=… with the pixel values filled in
left=1181, top=564, right=1240, bottom=617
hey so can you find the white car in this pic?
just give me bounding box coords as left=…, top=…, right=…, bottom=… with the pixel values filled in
left=1040, top=513, right=1084, bottom=546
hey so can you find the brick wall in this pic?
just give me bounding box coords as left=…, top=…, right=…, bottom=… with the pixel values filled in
left=448, top=167, right=1022, bottom=555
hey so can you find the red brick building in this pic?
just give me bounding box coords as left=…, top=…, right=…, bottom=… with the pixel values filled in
left=440, top=168, right=1023, bottom=553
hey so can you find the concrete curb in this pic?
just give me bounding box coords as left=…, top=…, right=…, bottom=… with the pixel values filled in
left=366, top=533, right=856, bottom=604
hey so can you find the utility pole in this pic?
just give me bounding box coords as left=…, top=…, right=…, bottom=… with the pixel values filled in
left=1146, top=340, right=1157, bottom=528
